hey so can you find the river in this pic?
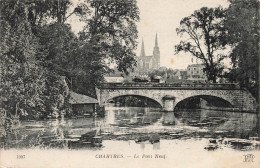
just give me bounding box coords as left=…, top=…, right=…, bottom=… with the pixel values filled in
left=1, top=106, right=259, bottom=151
left=1, top=106, right=260, bottom=168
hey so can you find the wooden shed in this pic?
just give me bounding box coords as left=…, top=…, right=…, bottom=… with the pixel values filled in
left=69, top=91, right=98, bottom=115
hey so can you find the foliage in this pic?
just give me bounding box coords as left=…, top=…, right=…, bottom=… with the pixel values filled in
left=0, top=0, right=72, bottom=122
left=79, top=0, right=140, bottom=74
left=38, top=23, right=78, bottom=75
left=67, top=42, right=111, bottom=96
left=175, top=7, right=227, bottom=83
left=148, top=68, right=188, bottom=82
left=0, top=0, right=46, bottom=119
left=224, top=0, right=259, bottom=99
left=63, top=0, right=140, bottom=96
left=148, top=68, right=176, bottom=77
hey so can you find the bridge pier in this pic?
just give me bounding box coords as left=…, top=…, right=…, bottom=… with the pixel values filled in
left=162, top=96, right=176, bottom=112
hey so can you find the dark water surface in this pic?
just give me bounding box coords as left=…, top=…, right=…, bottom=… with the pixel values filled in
left=1, top=106, right=260, bottom=151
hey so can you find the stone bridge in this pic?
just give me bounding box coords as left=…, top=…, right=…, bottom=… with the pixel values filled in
left=95, top=83, right=257, bottom=112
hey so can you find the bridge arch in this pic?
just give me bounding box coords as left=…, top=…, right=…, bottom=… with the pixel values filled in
left=173, top=94, right=233, bottom=112
left=103, top=94, right=163, bottom=108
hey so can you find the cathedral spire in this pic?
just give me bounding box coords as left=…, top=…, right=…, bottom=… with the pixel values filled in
left=155, top=33, right=158, bottom=47
left=140, top=39, right=145, bottom=57
left=153, top=33, right=160, bottom=69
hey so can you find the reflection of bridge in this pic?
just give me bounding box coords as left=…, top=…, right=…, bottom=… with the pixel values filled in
left=96, top=83, right=256, bottom=112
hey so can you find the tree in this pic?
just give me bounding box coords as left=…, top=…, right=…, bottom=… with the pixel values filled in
left=224, top=0, right=259, bottom=99
left=66, top=41, right=111, bottom=96
left=61, top=0, right=140, bottom=96
left=175, top=7, right=227, bottom=83
left=79, top=0, right=140, bottom=74
left=0, top=0, right=46, bottom=120
left=24, top=0, right=85, bottom=117
left=24, top=0, right=77, bottom=118
left=0, top=0, right=75, bottom=120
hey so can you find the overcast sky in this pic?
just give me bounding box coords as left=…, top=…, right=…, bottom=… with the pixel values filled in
left=70, top=0, right=230, bottom=69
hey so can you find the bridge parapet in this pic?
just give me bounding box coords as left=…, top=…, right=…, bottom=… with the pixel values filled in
left=100, top=83, right=241, bottom=90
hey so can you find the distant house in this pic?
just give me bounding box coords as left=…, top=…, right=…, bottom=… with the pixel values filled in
left=187, top=64, right=207, bottom=81
left=69, top=91, right=98, bottom=115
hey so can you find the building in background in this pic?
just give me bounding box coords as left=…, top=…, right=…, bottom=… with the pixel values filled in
left=136, top=33, right=160, bottom=74
left=187, top=64, right=207, bottom=81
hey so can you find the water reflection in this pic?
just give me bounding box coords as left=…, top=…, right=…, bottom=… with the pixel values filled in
left=104, top=106, right=162, bottom=127
left=174, top=109, right=258, bottom=138
left=0, top=106, right=259, bottom=151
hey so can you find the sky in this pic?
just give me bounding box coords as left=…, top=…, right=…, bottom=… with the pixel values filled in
left=69, top=0, right=230, bottom=70
left=135, top=0, right=229, bottom=69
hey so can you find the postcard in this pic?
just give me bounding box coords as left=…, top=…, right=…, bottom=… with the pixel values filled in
left=0, top=0, right=259, bottom=168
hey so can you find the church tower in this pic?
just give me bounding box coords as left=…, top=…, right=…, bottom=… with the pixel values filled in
left=152, top=33, right=160, bottom=69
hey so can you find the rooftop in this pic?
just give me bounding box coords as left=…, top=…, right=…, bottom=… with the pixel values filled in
left=69, top=91, right=98, bottom=104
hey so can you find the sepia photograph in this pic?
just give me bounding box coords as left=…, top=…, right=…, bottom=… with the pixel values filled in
left=0, top=0, right=260, bottom=167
